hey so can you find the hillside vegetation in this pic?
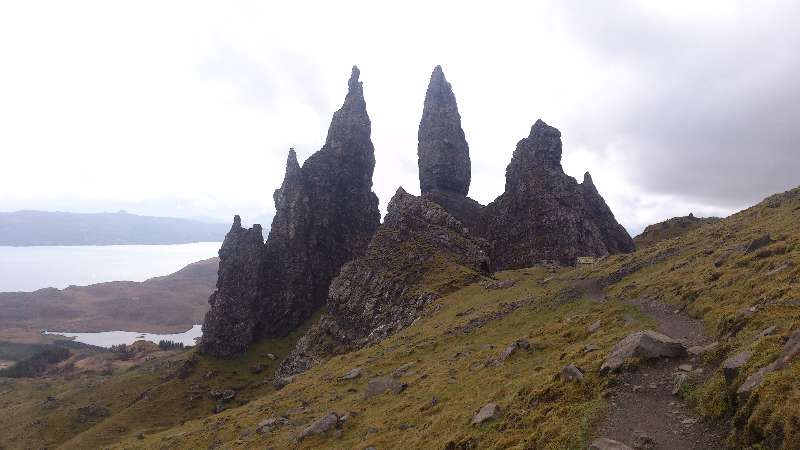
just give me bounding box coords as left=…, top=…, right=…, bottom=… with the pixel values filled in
left=633, top=214, right=721, bottom=249
left=0, top=187, right=797, bottom=449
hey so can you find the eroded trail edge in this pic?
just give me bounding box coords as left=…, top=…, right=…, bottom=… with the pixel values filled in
left=594, top=297, right=729, bottom=450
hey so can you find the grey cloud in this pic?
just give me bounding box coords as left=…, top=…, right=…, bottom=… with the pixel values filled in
left=560, top=1, right=800, bottom=208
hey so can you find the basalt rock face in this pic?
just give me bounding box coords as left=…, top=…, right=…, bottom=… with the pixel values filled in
left=481, top=119, right=634, bottom=268
left=257, top=66, right=380, bottom=339
left=418, top=66, right=471, bottom=197
left=417, top=66, right=484, bottom=232
left=200, top=67, right=380, bottom=357
left=199, top=216, right=264, bottom=357
left=276, top=188, right=490, bottom=378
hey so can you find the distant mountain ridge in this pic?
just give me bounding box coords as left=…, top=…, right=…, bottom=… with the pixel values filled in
left=0, top=210, right=231, bottom=246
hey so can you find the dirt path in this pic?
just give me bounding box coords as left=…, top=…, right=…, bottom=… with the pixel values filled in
left=593, top=297, right=729, bottom=449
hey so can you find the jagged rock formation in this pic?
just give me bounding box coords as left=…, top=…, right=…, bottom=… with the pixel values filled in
left=276, top=188, right=490, bottom=377
left=418, top=66, right=471, bottom=196
left=480, top=119, right=634, bottom=268
left=200, top=67, right=380, bottom=357
left=416, top=66, right=484, bottom=232
left=198, top=217, right=264, bottom=356
left=633, top=213, right=721, bottom=249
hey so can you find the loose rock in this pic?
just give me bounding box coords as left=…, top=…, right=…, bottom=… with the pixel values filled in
left=560, top=364, right=584, bottom=382
left=601, top=330, right=688, bottom=372
left=298, top=412, right=339, bottom=440
left=364, top=376, right=407, bottom=398
left=471, top=403, right=501, bottom=425
left=340, top=367, right=364, bottom=381
left=722, top=351, right=752, bottom=383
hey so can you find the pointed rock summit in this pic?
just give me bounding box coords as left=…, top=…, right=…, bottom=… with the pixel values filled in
left=481, top=119, right=634, bottom=268
left=418, top=65, right=471, bottom=196
left=200, top=67, right=380, bottom=357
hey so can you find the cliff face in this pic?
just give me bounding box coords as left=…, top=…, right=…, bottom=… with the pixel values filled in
left=199, top=217, right=264, bottom=357
left=416, top=66, right=485, bottom=233
left=418, top=66, right=471, bottom=197
left=481, top=120, right=634, bottom=268
left=276, top=188, right=490, bottom=377
left=199, top=67, right=380, bottom=357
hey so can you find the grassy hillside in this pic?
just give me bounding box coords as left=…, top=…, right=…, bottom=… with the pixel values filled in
left=94, top=267, right=647, bottom=450
left=0, top=187, right=797, bottom=449
left=589, top=187, right=800, bottom=449
left=633, top=214, right=721, bottom=249
left=0, top=258, right=217, bottom=343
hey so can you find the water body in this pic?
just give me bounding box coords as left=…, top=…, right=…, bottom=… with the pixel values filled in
left=44, top=325, right=203, bottom=347
left=0, top=242, right=221, bottom=292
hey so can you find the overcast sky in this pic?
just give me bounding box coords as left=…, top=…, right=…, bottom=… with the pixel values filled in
left=1, top=1, right=798, bottom=235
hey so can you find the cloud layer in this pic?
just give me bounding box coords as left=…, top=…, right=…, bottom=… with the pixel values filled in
left=1, top=1, right=798, bottom=235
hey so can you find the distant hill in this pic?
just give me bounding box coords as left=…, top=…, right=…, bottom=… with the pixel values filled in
left=0, top=257, right=217, bottom=337
left=633, top=213, right=721, bottom=249
left=0, top=210, right=231, bottom=246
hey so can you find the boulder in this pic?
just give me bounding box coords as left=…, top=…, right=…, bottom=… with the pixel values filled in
left=340, top=367, right=364, bottom=381
left=256, top=417, right=288, bottom=434
left=364, top=376, right=407, bottom=399
left=722, top=351, right=752, bottom=383
left=560, top=364, right=584, bottom=382
left=298, top=412, right=339, bottom=440
left=601, top=330, right=687, bottom=372
left=499, top=339, right=530, bottom=362
left=745, top=234, right=773, bottom=253
left=471, top=403, right=501, bottom=425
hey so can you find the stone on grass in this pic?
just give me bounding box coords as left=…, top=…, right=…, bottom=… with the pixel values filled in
left=560, top=364, right=584, bottom=382
left=256, top=417, right=288, bottom=434
left=601, top=330, right=687, bottom=372
left=721, top=351, right=752, bottom=383
left=471, top=403, right=501, bottom=425
left=340, top=367, right=364, bottom=381
left=588, top=320, right=602, bottom=333
left=364, top=376, right=407, bottom=398
left=298, top=412, right=339, bottom=440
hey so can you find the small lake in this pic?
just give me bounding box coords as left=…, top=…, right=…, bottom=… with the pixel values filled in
left=44, top=325, right=203, bottom=347
left=0, top=242, right=221, bottom=292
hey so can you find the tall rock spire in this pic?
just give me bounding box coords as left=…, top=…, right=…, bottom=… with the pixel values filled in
left=418, top=65, right=471, bottom=196
left=200, top=67, right=380, bottom=357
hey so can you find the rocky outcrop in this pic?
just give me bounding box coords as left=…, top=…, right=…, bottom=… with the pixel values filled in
left=600, top=330, right=688, bottom=372
left=480, top=119, right=634, bottom=268
left=417, top=66, right=484, bottom=232
left=200, top=67, right=380, bottom=357
left=418, top=66, right=471, bottom=196
left=276, top=188, right=490, bottom=377
left=198, top=217, right=264, bottom=357
left=633, top=213, right=721, bottom=249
